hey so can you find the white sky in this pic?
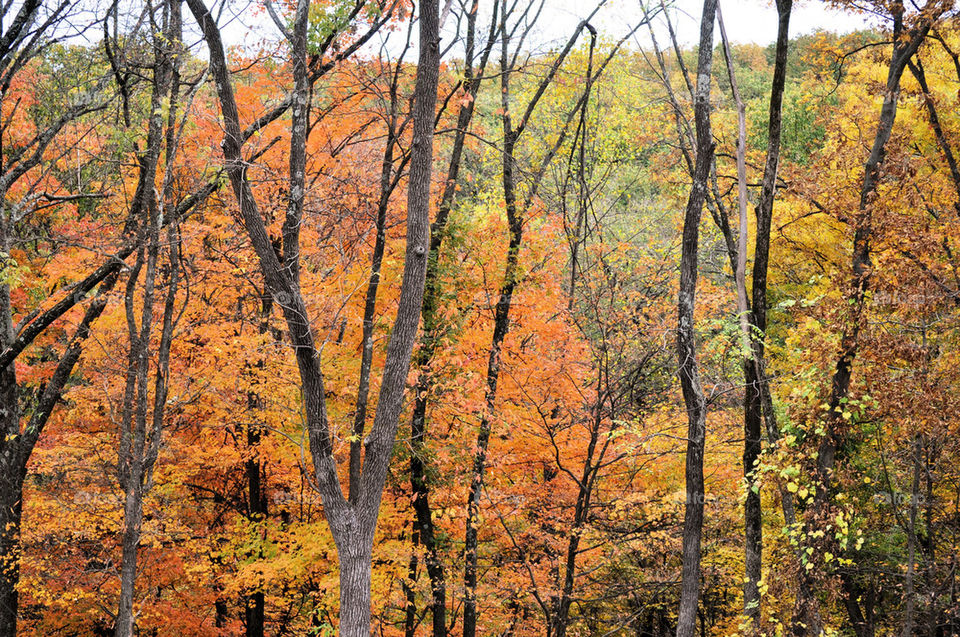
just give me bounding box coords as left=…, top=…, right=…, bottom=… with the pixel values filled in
left=209, top=0, right=878, bottom=58
left=513, top=0, right=877, bottom=52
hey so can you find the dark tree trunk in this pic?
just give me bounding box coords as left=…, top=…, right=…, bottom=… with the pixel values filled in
left=407, top=3, right=500, bottom=634
left=461, top=13, right=597, bottom=634
left=245, top=391, right=266, bottom=637
left=902, top=435, right=922, bottom=636
left=675, top=2, right=716, bottom=636
left=116, top=481, right=145, bottom=637
left=0, top=461, right=24, bottom=637
left=114, top=2, right=183, bottom=632
left=0, top=1, right=122, bottom=629
left=740, top=0, right=794, bottom=626
left=549, top=384, right=604, bottom=637
left=186, top=0, right=439, bottom=631
left=716, top=8, right=763, bottom=625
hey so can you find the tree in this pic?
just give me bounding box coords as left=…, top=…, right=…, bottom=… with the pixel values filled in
left=112, top=0, right=189, bottom=632
left=0, top=4, right=133, bottom=631
left=460, top=7, right=609, bottom=634
left=673, top=2, right=716, bottom=635
left=405, top=3, right=500, bottom=633
left=806, top=4, right=950, bottom=635
left=185, top=0, right=440, bottom=632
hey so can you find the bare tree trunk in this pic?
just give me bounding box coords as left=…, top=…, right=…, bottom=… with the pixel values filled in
left=243, top=293, right=272, bottom=637
left=116, top=479, right=146, bottom=637
left=550, top=382, right=607, bottom=637
left=902, top=435, right=922, bottom=636
left=818, top=3, right=938, bottom=493
left=409, top=5, right=499, bottom=632
left=186, top=0, right=438, bottom=631
left=715, top=8, right=763, bottom=627
left=461, top=55, right=523, bottom=629
left=461, top=13, right=600, bottom=634
left=403, top=523, right=419, bottom=637
left=114, top=3, right=184, bottom=631
left=675, top=2, right=716, bottom=635
left=338, top=538, right=375, bottom=635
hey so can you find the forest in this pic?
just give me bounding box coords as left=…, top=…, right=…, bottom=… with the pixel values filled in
left=0, top=0, right=959, bottom=634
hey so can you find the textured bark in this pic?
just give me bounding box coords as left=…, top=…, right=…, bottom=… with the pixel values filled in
left=0, top=4, right=216, bottom=629
left=462, top=32, right=522, bottom=627
left=0, top=264, right=118, bottom=637
left=0, top=220, right=22, bottom=635
left=186, top=0, right=438, bottom=631
left=675, top=2, right=716, bottom=636
left=408, top=4, right=499, bottom=632
left=732, top=2, right=825, bottom=631
left=348, top=79, right=400, bottom=504
left=116, top=480, right=146, bottom=637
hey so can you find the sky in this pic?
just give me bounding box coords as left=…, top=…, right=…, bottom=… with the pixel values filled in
left=716, top=1, right=875, bottom=44
left=207, top=0, right=879, bottom=59
left=504, top=0, right=878, bottom=54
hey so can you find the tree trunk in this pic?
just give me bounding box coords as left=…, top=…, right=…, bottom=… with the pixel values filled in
left=0, top=461, right=24, bottom=637
left=462, top=24, right=524, bottom=627
left=245, top=403, right=266, bottom=637
left=186, top=0, right=439, bottom=629
left=675, top=2, right=716, bottom=636
left=407, top=3, right=499, bottom=633
left=114, top=4, right=184, bottom=630
left=902, top=435, right=922, bottom=636
left=817, top=2, right=938, bottom=494
left=716, top=8, right=764, bottom=625
left=460, top=13, right=598, bottom=634
left=115, top=480, right=144, bottom=637
left=337, top=536, right=374, bottom=637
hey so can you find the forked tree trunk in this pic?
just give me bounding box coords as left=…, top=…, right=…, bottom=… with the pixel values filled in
left=716, top=8, right=762, bottom=623
left=113, top=2, right=184, bottom=632
left=185, top=0, right=439, bottom=631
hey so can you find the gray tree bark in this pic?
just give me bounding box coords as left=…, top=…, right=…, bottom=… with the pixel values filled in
left=407, top=3, right=500, bottom=634
left=185, top=0, right=439, bottom=631
left=675, top=2, right=716, bottom=636
left=114, top=3, right=186, bottom=632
